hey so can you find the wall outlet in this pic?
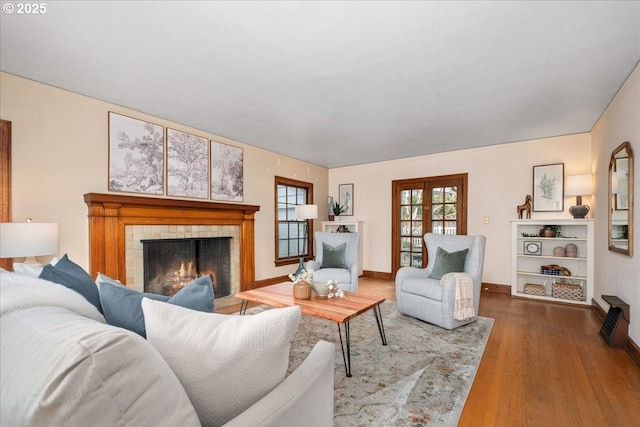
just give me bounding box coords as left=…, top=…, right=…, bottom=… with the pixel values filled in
left=483, top=217, right=489, bottom=224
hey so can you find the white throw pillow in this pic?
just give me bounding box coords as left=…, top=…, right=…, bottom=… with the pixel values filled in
left=141, top=299, right=301, bottom=427
left=12, top=263, right=43, bottom=277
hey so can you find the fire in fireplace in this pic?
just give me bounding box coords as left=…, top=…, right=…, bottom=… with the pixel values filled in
left=141, top=237, right=232, bottom=298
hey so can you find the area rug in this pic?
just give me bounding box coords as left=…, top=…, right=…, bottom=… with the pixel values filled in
left=250, top=301, right=493, bottom=426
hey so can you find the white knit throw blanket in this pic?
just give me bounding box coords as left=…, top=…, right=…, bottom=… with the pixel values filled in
left=441, top=272, right=475, bottom=321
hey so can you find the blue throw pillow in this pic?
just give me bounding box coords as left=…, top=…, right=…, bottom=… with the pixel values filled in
left=99, top=275, right=215, bottom=337
left=321, top=242, right=348, bottom=268
left=39, top=254, right=102, bottom=313
left=428, top=247, right=469, bottom=280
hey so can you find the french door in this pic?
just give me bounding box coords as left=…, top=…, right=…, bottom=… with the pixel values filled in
left=391, top=173, right=467, bottom=275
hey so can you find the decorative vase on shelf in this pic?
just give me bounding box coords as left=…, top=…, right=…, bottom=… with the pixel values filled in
left=565, top=243, right=578, bottom=257
left=328, top=214, right=335, bottom=221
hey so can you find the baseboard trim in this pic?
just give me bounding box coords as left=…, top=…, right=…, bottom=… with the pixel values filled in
left=363, top=270, right=393, bottom=280
left=591, top=298, right=640, bottom=367
left=481, top=282, right=511, bottom=294
left=250, top=275, right=290, bottom=289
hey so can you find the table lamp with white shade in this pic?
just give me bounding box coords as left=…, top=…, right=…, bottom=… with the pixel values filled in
left=0, top=219, right=59, bottom=266
left=294, top=204, right=317, bottom=276
left=565, top=174, right=593, bottom=219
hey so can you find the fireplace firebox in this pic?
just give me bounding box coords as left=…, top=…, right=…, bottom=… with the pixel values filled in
left=142, top=237, right=232, bottom=298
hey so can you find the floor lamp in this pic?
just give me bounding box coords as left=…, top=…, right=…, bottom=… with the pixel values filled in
left=294, top=204, right=317, bottom=276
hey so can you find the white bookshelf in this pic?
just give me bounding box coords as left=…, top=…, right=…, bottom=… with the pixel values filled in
left=511, top=219, right=594, bottom=306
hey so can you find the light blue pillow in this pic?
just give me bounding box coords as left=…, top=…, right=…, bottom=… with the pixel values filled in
left=40, top=254, right=102, bottom=313
left=428, top=247, right=469, bottom=280
left=321, top=242, right=348, bottom=268
left=99, top=275, right=215, bottom=337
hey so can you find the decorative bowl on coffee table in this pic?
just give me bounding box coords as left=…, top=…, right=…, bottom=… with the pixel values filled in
left=311, top=282, right=331, bottom=296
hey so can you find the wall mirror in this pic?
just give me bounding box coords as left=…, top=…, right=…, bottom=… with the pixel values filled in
left=608, top=141, right=633, bottom=256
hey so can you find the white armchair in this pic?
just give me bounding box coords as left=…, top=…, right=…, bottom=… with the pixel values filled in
left=395, top=233, right=486, bottom=330
left=306, top=231, right=360, bottom=293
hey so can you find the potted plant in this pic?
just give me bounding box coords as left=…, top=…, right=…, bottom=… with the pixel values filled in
left=539, top=225, right=563, bottom=238
left=332, top=202, right=346, bottom=220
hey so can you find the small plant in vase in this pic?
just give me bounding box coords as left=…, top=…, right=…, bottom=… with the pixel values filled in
left=332, top=202, right=347, bottom=220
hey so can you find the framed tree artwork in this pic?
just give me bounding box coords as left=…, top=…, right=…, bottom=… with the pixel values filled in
left=211, top=141, right=243, bottom=201
left=533, top=163, right=564, bottom=212
left=108, top=112, right=164, bottom=195
left=167, top=128, right=209, bottom=199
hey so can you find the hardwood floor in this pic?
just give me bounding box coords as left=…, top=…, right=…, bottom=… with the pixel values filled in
left=222, top=277, right=640, bottom=426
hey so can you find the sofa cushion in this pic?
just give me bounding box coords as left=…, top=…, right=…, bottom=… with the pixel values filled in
left=0, top=306, right=200, bottom=427
left=142, top=299, right=301, bottom=426
left=39, top=254, right=102, bottom=312
left=321, top=242, right=348, bottom=268
left=99, top=275, right=214, bottom=337
left=428, top=247, right=468, bottom=280
left=401, top=277, right=443, bottom=301
left=312, top=267, right=352, bottom=285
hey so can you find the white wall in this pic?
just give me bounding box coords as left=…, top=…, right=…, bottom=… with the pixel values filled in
left=591, top=63, right=640, bottom=344
left=0, top=72, right=329, bottom=281
left=329, top=133, right=592, bottom=287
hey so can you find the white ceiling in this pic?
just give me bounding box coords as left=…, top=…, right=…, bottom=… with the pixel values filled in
left=1, top=1, right=639, bottom=168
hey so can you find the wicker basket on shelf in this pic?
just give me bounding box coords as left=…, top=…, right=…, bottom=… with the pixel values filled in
left=523, top=283, right=546, bottom=296
left=552, top=283, right=583, bottom=301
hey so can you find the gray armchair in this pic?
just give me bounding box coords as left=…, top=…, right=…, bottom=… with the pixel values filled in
left=306, top=231, right=360, bottom=293
left=395, top=233, right=486, bottom=330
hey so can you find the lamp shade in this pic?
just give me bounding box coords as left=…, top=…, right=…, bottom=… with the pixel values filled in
left=0, top=222, right=59, bottom=258
left=565, top=174, right=592, bottom=196
left=295, top=204, right=318, bottom=220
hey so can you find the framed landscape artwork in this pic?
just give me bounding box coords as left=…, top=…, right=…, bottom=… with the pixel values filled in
left=108, top=112, right=164, bottom=195
left=167, top=128, right=209, bottom=199
left=532, top=163, right=564, bottom=212
left=211, top=141, right=243, bottom=201
left=339, top=183, right=354, bottom=216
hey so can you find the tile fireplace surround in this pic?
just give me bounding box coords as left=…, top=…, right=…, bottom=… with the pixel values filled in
left=84, top=193, right=260, bottom=302
left=128, top=224, right=239, bottom=296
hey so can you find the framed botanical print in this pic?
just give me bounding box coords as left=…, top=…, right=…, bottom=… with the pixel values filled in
left=533, top=163, right=564, bottom=212
left=338, top=183, right=354, bottom=216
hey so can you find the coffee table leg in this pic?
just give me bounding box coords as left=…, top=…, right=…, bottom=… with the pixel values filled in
left=239, top=299, right=248, bottom=315
left=337, top=321, right=352, bottom=377
left=373, top=304, right=388, bottom=346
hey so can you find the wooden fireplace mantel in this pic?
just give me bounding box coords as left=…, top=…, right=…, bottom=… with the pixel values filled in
left=84, top=193, right=260, bottom=291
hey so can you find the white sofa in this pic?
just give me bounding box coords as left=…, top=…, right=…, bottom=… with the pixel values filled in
left=0, top=271, right=335, bottom=427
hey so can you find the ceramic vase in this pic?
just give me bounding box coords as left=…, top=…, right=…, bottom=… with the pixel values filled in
left=565, top=243, right=578, bottom=257
left=293, top=282, right=311, bottom=299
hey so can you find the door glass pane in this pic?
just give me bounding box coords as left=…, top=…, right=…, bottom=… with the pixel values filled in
left=401, top=237, right=411, bottom=250
left=412, top=189, right=423, bottom=204
left=400, top=252, right=411, bottom=266
left=431, top=185, right=458, bottom=235
left=401, top=206, right=412, bottom=220
left=400, top=189, right=411, bottom=204
left=411, top=221, right=422, bottom=236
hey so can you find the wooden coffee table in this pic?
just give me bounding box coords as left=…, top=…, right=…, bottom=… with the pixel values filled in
left=236, top=282, right=387, bottom=377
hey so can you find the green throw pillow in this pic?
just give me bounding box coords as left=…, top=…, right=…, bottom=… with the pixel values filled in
left=321, top=242, right=348, bottom=268
left=428, top=247, right=469, bottom=280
